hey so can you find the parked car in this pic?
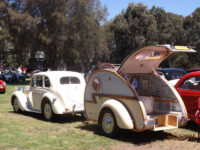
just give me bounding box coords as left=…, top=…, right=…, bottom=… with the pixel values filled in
left=1, top=71, right=25, bottom=83
left=157, top=68, right=187, bottom=85
left=2, top=72, right=13, bottom=83
left=11, top=71, right=86, bottom=121
left=84, top=45, right=195, bottom=137
left=0, top=80, right=6, bottom=94
left=175, top=71, right=200, bottom=124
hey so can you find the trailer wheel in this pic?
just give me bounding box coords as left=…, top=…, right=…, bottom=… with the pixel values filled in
left=42, top=100, right=54, bottom=121
left=13, top=97, right=21, bottom=113
left=99, top=108, right=119, bottom=137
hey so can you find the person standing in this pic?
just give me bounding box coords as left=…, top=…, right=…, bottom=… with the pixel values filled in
left=86, top=65, right=95, bottom=81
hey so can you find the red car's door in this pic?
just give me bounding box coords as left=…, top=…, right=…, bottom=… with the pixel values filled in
left=176, top=89, right=200, bottom=120
left=176, top=75, right=200, bottom=121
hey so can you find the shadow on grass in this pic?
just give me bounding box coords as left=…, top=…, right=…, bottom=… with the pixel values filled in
left=182, top=121, right=200, bottom=132
left=9, top=111, right=85, bottom=123
left=77, top=122, right=176, bottom=145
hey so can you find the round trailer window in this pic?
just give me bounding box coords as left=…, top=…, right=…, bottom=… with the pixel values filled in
left=93, top=77, right=100, bottom=91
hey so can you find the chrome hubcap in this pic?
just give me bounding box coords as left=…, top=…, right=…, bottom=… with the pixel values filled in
left=102, top=113, right=114, bottom=134
left=44, top=103, right=52, bottom=119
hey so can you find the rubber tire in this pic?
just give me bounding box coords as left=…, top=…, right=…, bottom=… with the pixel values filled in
left=99, top=108, right=119, bottom=137
left=0, top=91, right=5, bottom=94
left=42, top=100, right=54, bottom=121
left=13, top=98, right=21, bottom=113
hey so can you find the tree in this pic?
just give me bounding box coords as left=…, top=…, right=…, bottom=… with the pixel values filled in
left=107, top=3, right=158, bottom=63
left=63, top=0, right=108, bottom=71
left=4, top=0, right=108, bottom=71
left=0, top=1, right=14, bottom=68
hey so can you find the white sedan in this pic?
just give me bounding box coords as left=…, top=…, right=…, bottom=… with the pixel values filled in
left=11, top=71, right=85, bottom=121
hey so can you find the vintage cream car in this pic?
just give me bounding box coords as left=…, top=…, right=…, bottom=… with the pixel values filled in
left=11, top=71, right=85, bottom=121
left=85, top=45, right=196, bottom=137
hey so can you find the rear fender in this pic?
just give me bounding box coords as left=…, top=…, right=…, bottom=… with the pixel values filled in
left=41, top=93, right=65, bottom=114
left=100, top=99, right=134, bottom=129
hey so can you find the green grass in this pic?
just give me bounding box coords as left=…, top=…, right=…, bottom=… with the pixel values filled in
left=0, top=82, right=117, bottom=150
left=0, top=82, right=200, bottom=150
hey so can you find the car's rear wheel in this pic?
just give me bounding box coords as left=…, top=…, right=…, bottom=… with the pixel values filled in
left=42, top=100, right=54, bottom=121
left=99, top=108, right=119, bottom=137
left=13, top=98, right=21, bottom=113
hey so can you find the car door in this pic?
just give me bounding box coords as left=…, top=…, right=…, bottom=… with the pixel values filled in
left=176, top=76, right=200, bottom=120
left=32, top=76, right=46, bottom=110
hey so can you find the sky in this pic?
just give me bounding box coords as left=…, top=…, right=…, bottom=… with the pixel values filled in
left=100, top=0, right=200, bottom=20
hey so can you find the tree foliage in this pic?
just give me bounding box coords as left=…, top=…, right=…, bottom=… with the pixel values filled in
left=105, top=3, right=200, bottom=68
left=1, top=1, right=200, bottom=70
left=1, top=0, right=108, bottom=71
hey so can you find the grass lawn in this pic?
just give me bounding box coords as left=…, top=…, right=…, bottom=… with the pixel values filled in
left=0, top=81, right=200, bottom=150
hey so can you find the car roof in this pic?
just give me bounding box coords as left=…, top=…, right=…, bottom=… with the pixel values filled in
left=32, top=71, right=85, bottom=87
left=157, top=68, right=186, bottom=72
left=34, top=71, right=82, bottom=77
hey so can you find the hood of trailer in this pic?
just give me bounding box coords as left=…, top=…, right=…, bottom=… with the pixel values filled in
left=118, top=45, right=196, bottom=74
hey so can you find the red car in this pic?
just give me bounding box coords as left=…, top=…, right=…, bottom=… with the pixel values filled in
left=0, top=80, right=6, bottom=94
left=175, top=71, right=200, bottom=124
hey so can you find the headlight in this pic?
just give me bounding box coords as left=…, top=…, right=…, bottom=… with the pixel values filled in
left=3, top=82, right=6, bottom=86
left=0, top=85, right=3, bottom=89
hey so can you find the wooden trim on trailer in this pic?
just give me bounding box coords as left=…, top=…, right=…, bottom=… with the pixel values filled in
left=93, top=93, right=137, bottom=101
left=154, top=97, right=179, bottom=103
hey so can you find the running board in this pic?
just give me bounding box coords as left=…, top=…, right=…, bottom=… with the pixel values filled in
left=25, top=106, right=41, bottom=113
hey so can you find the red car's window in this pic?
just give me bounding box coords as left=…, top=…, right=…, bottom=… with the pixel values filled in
left=180, top=77, right=200, bottom=91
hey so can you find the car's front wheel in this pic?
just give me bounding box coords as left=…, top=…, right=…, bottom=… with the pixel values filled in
left=13, top=97, right=21, bottom=113
left=99, top=108, right=119, bottom=137
left=42, top=100, right=54, bottom=121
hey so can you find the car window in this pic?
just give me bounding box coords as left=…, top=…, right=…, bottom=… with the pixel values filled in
left=180, top=77, right=200, bottom=91
left=134, top=50, right=168, bottom=60
left=36, top=76, right=43, bottom=87
left=44, top=77, right=50, bottom=87
left=60, top=76, right=80, bottom=84
left=31, top=77, right=37, bottom=87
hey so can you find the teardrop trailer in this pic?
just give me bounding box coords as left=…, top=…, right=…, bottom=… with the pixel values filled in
left=84, top=45, right=196, bottom=137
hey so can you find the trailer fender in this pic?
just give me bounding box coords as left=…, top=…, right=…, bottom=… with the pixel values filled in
left=100, top=99, right=134, bottom=129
